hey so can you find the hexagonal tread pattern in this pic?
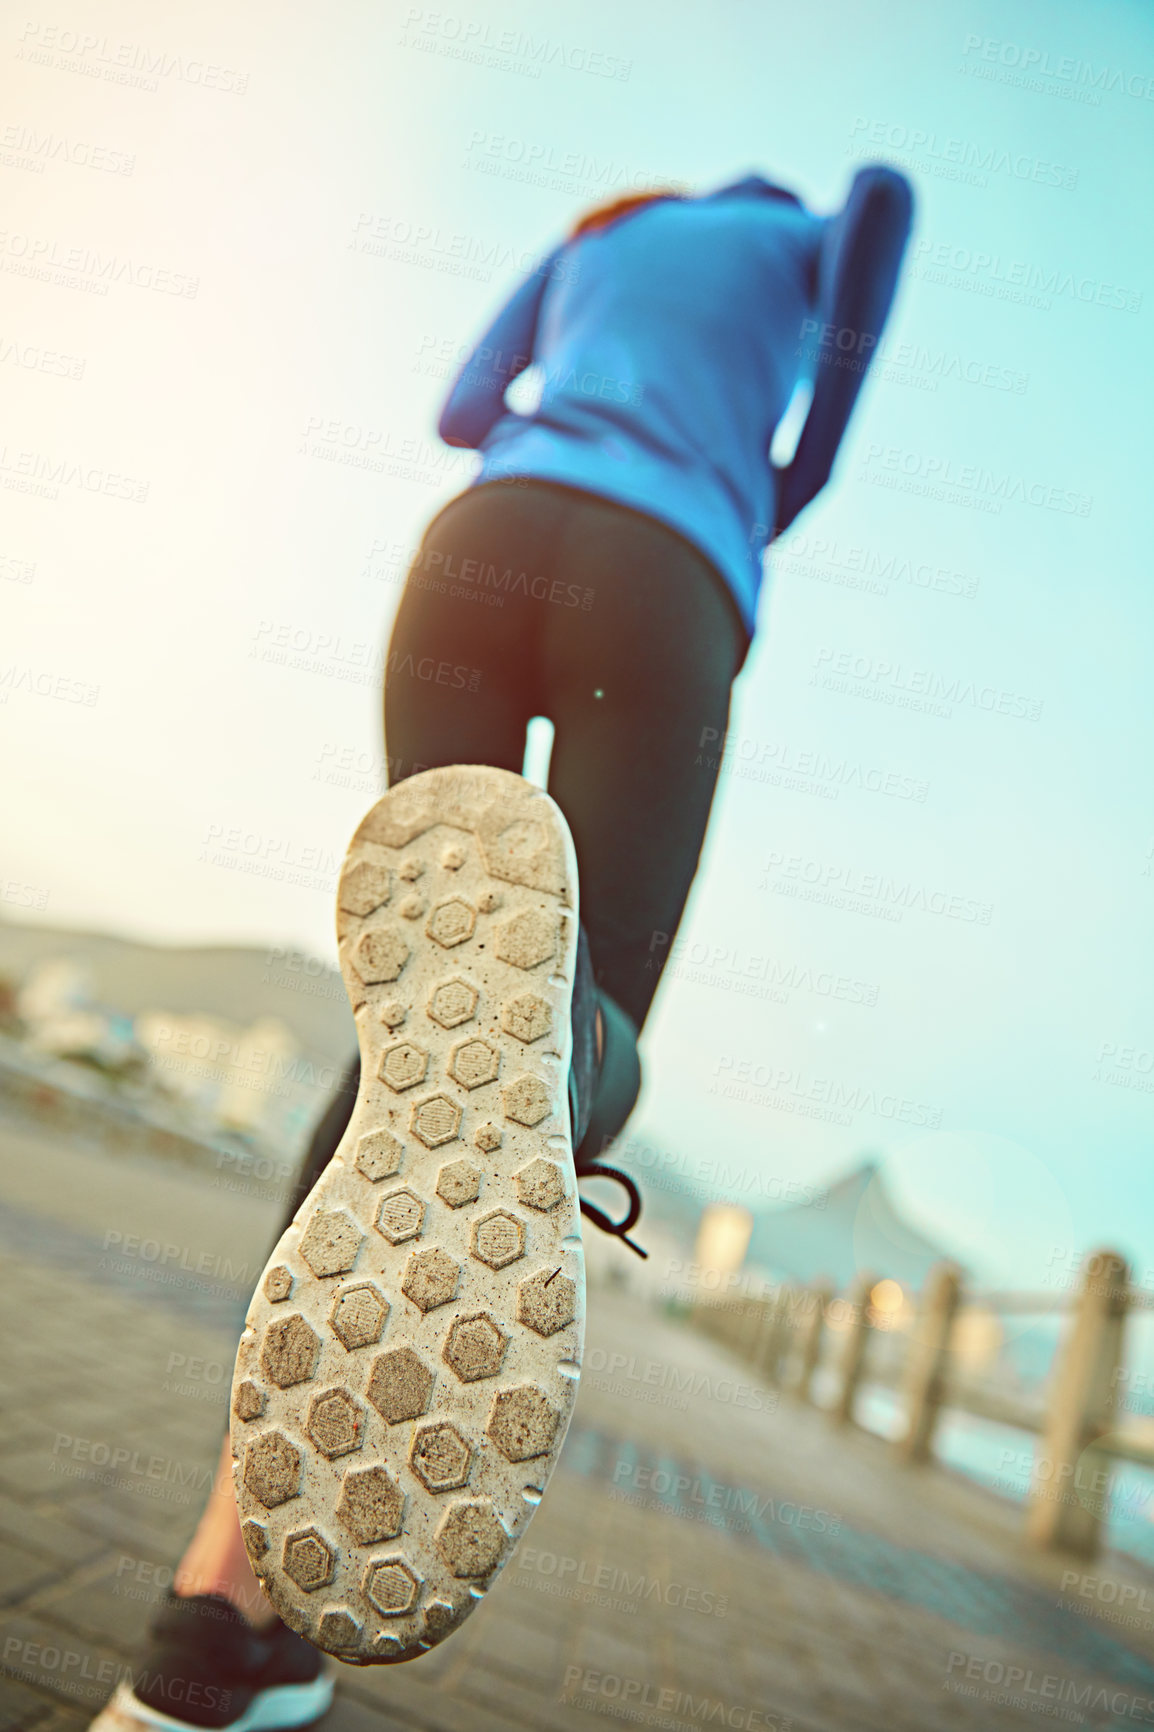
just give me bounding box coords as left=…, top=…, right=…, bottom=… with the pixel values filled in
left=435, top=1159, right=481, bottom=1207
left=428, top=978, right=478, bottom=1028
left=355, top=1129, right=404, bottom=1181
left=243, top=1432, right=301, bottom=1507
left=471, top=1210, right=525, bottom=1270
left=486, top=1385, right=560, bottom=1460
left=306, top=1388, right=366, bottom=1458
left=232, top=764, right=584, bottom=1667
left=411, top=1093, right=462, bottom=1147
left=410, top=1422, right=472, bottom=1492
left=329, top=1282, right=388, bottom=1352
left=261, top=1315, right=321, bottom=1388
left=501, top=991, right=552, bottom=1043
left=354, top=925, right=409, bottom=984
left=379, top=1042, right=428, bottom=1092
left=365, top=1557, right=421, bottom=1616
left=514, top=1157, right=566, bottom=1212
left=340, top=860, right=392, bottom=917
left=338, top=1465, right=404, bottom=1544
left=443, top=1313, right=509, bottom=1382
left=283, top=1527, right=335, bottom=1592
left=401, top=1247, right=460, bottom=1312
left=426, top=898, right=476, bottom=948
left=376, top=1188, right=425, bottom=1244
left=299, top=1210, right=363, bottom=1280
left=366, top=1347, right=435, bottom=1424
left=436, top=1499, right=508, bottom=1578
left=448, top=1037, right=499, bottom=1090
left=502, top=1075, right=553, bottom=1128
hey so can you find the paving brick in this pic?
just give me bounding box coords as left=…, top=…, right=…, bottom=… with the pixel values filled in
left=0, top=1542, right=59, bottom=1607
left=6, top=1125, right=1154, bottom=1732
left=0, top=1674, right=61, bottom=1730
left=0, top=1499, right=107, bottom=1570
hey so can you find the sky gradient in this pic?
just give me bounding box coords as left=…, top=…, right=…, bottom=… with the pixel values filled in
left=3, top=0, right=1153, bottom=1288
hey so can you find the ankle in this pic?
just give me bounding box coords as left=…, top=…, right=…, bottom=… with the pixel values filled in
left=173, top=1569, right=279, bottom=1631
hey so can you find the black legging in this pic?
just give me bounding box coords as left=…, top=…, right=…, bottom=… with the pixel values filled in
left=279, top=477, right=748, bottom=1229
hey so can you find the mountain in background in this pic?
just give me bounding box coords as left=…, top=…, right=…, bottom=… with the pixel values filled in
left=0, top=916, right=355, bottom=1070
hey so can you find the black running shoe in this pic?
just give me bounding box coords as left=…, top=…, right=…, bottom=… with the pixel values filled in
left=87, top=1593, right=333, bottom=1730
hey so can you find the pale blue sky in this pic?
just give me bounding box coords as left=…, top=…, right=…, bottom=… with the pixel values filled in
left=3, top=0, right=1153, bottom=1285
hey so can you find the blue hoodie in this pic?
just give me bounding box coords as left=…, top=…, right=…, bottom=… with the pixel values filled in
left=437, top=166, right=914, bottom=636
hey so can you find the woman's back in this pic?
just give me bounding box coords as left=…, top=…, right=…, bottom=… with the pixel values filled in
left=441, top=169, right=912, bottom=634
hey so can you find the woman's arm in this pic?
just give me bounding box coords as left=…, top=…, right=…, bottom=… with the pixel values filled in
left=773, top=165, right=914, bottom=538
left=437, top=246, right=564, bottom=449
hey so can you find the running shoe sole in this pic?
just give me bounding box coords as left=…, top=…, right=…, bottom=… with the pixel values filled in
left=230, top=766, right=585, bottom=1662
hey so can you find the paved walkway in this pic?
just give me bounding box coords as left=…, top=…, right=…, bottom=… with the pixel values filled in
left=3, top=1114, right=1154, bottom=1732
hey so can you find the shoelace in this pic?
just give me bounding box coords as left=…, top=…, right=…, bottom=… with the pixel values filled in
left=575, top=1163, right=648, bottom=1259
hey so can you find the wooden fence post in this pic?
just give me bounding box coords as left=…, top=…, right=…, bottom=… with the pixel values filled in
left=897, top=1262, right=961, bottom=1464
left=832, top=1272, right=875, bottom=1425
left=728, top=1291, right=762, bottom=1360
left=794, top=1282, right=832, bottom=1402
left=1025, top=1248, right=1129, bottom=1557
left=752, top=1286, right=788, bottom=1384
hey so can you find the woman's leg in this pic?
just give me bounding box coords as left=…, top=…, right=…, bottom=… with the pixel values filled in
left=540, top=485, right=747, bottom=1031
left=172, top=488, right=554, bottom=1624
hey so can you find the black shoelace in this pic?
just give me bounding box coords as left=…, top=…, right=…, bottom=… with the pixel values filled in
left=576, top=1163, right=648, bottom=1258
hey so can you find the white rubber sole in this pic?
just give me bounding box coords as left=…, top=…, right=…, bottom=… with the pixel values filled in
left=89, top=1674, right=335, bottom=1731
left=230, top=766, right=585, bottom=1662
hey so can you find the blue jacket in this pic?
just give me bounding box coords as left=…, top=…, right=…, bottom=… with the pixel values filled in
left=437, top=166, right=914, bottom=635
